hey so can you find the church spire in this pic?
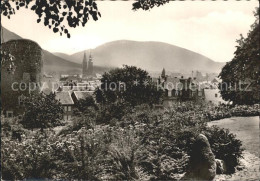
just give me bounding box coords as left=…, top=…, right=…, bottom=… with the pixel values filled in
left=82, top=51, right=88, bottom=77
left=89, top=49, right=92, bottom=62
left=161, top=68, right=166, bottom=79
left=87, top=49, right=93, bottom=76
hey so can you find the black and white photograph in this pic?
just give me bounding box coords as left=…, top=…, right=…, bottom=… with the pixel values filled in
left=1, top=0, right=259, bottom=180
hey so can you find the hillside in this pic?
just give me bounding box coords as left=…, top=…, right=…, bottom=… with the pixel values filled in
left=57, top=40, right=225, bottom=73
left=2, top=27, right=81, bottom=73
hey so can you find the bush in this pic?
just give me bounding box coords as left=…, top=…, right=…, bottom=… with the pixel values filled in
left=1, top=102, right=245, bottom=179
left=1, top=131, right=57, bottom=180
left=204, top=126, right=244, bottom=173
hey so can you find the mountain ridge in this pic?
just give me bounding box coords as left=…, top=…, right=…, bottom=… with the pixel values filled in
left=2, top=27, right=225, bottom=74
left=55, top=39, right=225, bottom=73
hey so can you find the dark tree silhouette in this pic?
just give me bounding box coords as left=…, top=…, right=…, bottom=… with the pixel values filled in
left=218, top=8, right=260, bottom=105
left=96, top=65, right=163, bottom=106
left=21, top=92, right=64, bottom=131
left=1, top=0, right=101, bottom=38
left=132, top=0, right=170, bottom=11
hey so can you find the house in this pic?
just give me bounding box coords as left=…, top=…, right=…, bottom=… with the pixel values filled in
left=159, top=75, right=205, bottom=107
left=204, top=89, right=228, bottom=105
left=60, top=74, right=82, bottom=85
left=179, top=77, right=205, bottom=101
left=55, top=91, right=74, bottom=121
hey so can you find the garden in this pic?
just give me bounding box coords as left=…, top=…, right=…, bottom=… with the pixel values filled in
left=2, top=100, right=247, bottom=180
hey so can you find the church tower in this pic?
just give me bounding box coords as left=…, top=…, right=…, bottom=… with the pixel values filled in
left=161, top=68, right=166, bottom=80
left=82, top=51, right=88, bottom=77
left=87, top=51, right=93, bottom=76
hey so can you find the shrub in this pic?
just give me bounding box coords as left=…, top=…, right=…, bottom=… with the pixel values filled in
left=1, top=102, right=245, bottom=179
left=1, top=131, right=57, bottom=180
left=204, top=126, right=244, bottom=173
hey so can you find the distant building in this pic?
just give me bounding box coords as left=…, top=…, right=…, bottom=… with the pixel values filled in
left=158, top=69, right=205, bottom=107
left=60, top=74, right=81, bottom=83
left=194, top=70, right=204, bottom=82
left=43, top=73, right=53, bottom=78
left=211, top=77, right=221, bottom=85
left=55, top=91, right=74, bottom=121
left=179, top=77, right=204, bottom=101
left=82, top=51, right=94, bottom=78
left=161, top=68, right=166, bottom=79
left=96, top=73, right=102, bottom=79
left=82, top=52, right=88, bottom=77
left=87, top=53, right=94, bottom=76
left=204, top=89, right=228, bottom=105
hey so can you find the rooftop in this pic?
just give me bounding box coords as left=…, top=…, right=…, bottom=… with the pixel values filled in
left=73, top=91, right=94, bottom=101
left=55, top=91, right=74, bottom=105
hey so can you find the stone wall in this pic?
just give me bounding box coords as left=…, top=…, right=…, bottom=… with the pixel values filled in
left=1, top=39, right=43, bottom=115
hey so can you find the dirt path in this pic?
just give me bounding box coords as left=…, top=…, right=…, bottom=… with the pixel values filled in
left=214, top=151, right=259, bottom=181
left=208, top=116, right=259, bottom=181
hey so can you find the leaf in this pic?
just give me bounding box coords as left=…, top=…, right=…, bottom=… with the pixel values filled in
left=44, top=20, right=48, bottom=26
left=19, top=2, right=25, bottom=7
left=31, top=5, right=37, bottom=10
left=53, top=27, right=59, bottom=33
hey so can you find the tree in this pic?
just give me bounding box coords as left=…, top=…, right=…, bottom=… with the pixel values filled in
left=132, top=0, right=170, bottom=11
left=21, top=92, right=64, bottom=131
left=218, top=8, right=260, bottom=105
left=74, top=96, right=98, bottom=115
left=72, top=96, right=98, bottom=130
left=96, top=65, right=163, bottom=107
left=1, top=0, right=101, bottom=38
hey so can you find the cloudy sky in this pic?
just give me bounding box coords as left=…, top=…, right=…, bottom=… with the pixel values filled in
left=2, top=0, right=258, bottom=62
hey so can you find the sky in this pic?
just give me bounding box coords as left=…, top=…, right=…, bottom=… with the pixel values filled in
left=2, top=0, right=258, bottom=62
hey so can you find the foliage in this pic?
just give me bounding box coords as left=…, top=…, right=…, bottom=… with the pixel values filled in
left=2, top=102, right=244, bottom=179
left=59, top=107, right=97, bottom=135
left=1, top=117, right=27, bottom=141
left=0, top=48, right=16, bottom=73
left=1, top=0, right=101, bottom=38
left=20, top=92, right=64, bottom=131
left=74, top=96, right=98, bottom=115
left=1, top=131, right=57, bottom=180
left=204, top=126, right=244, bottom=173
left=1, top=125, right=139, bottom=180
left=96, top=65, right=163, bottom=107
left=219, top=8, right=260, bottom=105
left=96, top=101, right=133, bottom=125
left=133, top=0, right=170, bottom=11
